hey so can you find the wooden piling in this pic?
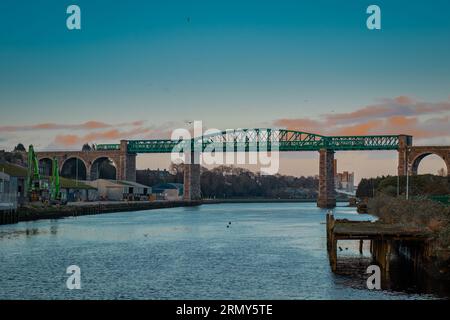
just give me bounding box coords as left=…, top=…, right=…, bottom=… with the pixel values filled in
left=326, top=218, right=430, bottom=275
left=326, top=213, right=337, bottom=271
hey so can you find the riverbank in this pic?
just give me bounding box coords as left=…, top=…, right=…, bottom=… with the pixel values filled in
left=1, top=198, right=354, bottom=225
left=203, top=198, right=316, bottom=204
left=367, top=196, right=450, bottom=282
left=7, top=200, right=202, bottom=224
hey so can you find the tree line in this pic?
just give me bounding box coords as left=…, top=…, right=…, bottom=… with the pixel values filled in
left=137, top=164, right=319, bottom=199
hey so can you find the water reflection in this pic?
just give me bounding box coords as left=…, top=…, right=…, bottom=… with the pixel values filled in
left=0, top=224, right=58, bottom=240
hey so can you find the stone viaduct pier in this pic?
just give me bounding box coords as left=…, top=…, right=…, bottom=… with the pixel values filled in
left=397, top=135, right=450, bottom=177
left=36, top=141, right=137, bottom=182
left=35, top=130, right=450, bottom=206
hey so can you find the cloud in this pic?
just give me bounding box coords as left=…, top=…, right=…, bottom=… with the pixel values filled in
left=274, top=96, right=450, bottom=141
left=51, top=121, right=182, bottom=147
left=321, top=96, right=450, bottom=125
left=54, top=127, right=153, bottom=146
left=0, top=120, right=144, bottom=133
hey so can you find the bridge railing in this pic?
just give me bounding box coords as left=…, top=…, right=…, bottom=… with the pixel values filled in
left=95, top=144, right=120, bottom=151
left=96, top=131, right=402, bottom=153
left=328, top=135, right=400, bottom=150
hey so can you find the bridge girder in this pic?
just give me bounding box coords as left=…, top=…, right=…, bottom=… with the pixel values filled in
left=96, top=129, right=402, bottom=153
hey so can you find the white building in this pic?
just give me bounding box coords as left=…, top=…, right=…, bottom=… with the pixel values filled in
left=86, top=179, right=151, bottom=201
left=0, top=171, right=17, bottom=210
left=335, top=171, right=355, bottom=193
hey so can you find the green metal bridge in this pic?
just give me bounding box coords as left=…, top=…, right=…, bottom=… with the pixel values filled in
left=96, top=129, right=403, bottom=153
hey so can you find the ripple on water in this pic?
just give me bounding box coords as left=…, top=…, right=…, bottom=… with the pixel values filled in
left=0, top=203, right=442, bottom=299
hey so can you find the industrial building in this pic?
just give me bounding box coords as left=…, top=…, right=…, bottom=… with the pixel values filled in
left=0, top=171, right=18, bottom=211
left=152, top=183, right=183, bottom=201
left=85, top=179, right=151, bottom=201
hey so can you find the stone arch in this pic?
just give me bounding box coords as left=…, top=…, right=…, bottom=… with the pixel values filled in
left=410, top=152, right=448, bottom=176
left=38, top=157, right=53, bottom=176
left=61, top=157, right=88, bottom=181
left=90, top=156, right=117, bottom=180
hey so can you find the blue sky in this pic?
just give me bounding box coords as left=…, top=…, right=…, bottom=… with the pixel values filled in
left=0, top=0, right=449, bottom=178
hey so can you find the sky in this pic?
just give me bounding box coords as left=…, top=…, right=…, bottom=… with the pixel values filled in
left=0, top=0, right=449, bottom=181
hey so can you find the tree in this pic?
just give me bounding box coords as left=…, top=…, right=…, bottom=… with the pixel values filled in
left=14, top=143, right=26, bottom=152
left=82, top=143, right=92, bottom=151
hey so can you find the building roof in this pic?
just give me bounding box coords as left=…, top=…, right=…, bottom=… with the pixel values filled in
left=152, top=183, right=183, bottom=190
left=117, top=180, right=151, bottom=189
left=152, top=183, right=183, bottom=195
left=0, top=162, right=27, bottom=177
left=60, top=178, right=96, bottom=190
left=89, top=179, right=150, bottom=189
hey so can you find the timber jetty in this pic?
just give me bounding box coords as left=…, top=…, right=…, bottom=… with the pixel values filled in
left=326, top=213, right=432, bottom=274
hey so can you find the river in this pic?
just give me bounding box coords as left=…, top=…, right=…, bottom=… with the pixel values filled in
left=0, top=203, right=440, bottom=299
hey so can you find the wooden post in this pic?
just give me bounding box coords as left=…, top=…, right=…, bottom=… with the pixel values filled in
left=385, top=241, right=391, bottom=273
left=326, top=213, right=338, bottom=272
left=359, top=240, right=363, bottom=254
left=330, top=239, right=337, bottom=272
left=326, top=214, right=331, bottom=251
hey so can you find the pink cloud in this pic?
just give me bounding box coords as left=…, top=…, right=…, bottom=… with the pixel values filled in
left=54, top=127, right=153, bottom=146
left=274, top=96, right=450, bottom=141
left=323, top=96, right=450, bottom=125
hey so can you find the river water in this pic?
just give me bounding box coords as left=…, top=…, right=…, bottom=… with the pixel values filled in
left=0, top=203, right=440, bottom=299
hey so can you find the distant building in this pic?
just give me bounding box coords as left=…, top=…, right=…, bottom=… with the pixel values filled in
left=335, top=171, right=355, bottom=193
left=333, top=160, right=355, bottom=193
left=152, top=183, right=183, bottom=201
left=0, top=162, right=27, bottom=205
left=0, top=162, right=98, bottom=203
left=60, top=180, right=98, bottom=202
left=86, top=179, right=151, bottom=201
left=0, top=171, right=18, bottom=211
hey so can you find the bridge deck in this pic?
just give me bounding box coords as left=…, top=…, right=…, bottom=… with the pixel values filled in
left=332, top=220, right=431, bottom=240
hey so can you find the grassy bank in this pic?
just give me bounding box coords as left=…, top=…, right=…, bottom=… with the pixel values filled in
left=368, top=195, right=450, bottom=279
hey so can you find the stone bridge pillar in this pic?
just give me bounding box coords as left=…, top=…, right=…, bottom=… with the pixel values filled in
left=317, top=149, right=336, bottom=208
left=397, top=135, right=413, bottom=176
left=183, top=151, right=201, bottom=201
left=118, top=140, right=136, bottom=182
